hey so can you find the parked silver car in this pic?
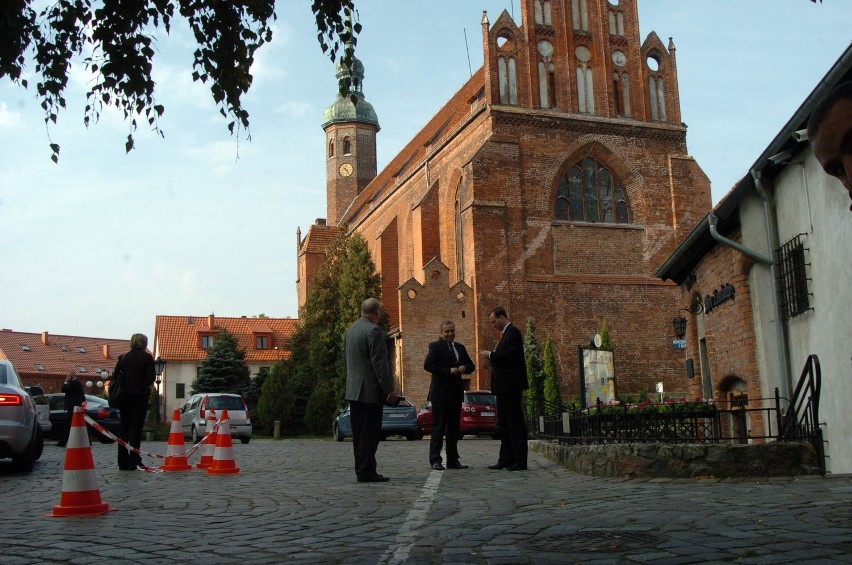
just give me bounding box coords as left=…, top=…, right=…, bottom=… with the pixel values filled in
left=180, top=393, right=252, bottom=444
left=0, top=360, right=44, bottom=471
left=25, top=385, right=52, bottom=434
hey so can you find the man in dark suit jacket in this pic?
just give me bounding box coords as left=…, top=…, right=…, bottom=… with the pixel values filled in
left=480, top=306, right=528, bottom=471
left=59, top=371, right=85, bottom=447
left=423, top=320, right=475, bottom=471
left=344, top=298, right=398, bottom=483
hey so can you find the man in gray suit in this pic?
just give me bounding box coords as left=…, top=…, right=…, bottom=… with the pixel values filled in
left=344, top=298, right=399, bottom=483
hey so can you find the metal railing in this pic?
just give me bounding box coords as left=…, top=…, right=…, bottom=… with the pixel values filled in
left=527, top=355, right=824, bottom=473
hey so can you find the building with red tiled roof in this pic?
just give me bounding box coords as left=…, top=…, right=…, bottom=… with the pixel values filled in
left=299, top=0, right=711, bottom=408
left=0, top=329, right=129, bottom=394
left=152, top=314, right=298, bottom=416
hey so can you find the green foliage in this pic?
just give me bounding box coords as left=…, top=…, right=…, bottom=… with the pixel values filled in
left=2, top=1, right=360, bottom=161
left=255, top=363, right=295, bottom=433
left=598, top=398, right=716, bottom=415
left=303, top=380, right=337, bottom=435
left=599, top=319, right=611, bottom=350
left=542, top=337, right=562, bottom=408
left=523, top=317, right=545, bottom=416
left=191, top=329, right=251, bottom=397
left=146, top=387, right=161, bottom=425
left=271, top=229, right=381, bottom=433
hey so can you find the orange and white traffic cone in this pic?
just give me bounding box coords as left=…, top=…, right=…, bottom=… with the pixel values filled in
left=207, top=409, right=240, bottom=475
left=50, top=406, right=111, bottom=517
left=196, top=411, right=218, bottom=469
left=160, top=409, right=192, bottom=471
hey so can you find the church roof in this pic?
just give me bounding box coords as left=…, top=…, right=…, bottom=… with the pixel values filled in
left=341, top=67, right=486, bottom=224
left=299, top=223, right=342, bottom=255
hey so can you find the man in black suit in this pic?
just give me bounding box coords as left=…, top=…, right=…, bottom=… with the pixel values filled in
left=423, top=320, right=475, bottom=471
left=59, top=370, right=85, bottom=447
left=344, top=298, right=399, bottom=483
left=480, top=306, right=528, bottom=471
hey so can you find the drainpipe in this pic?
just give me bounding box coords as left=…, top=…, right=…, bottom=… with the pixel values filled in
left=751, top=170, right=792, bottom=403
left=707, top=212, right=772, bottom=266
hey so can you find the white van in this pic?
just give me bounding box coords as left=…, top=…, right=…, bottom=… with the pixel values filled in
left=179, top=393, right=252, bottom=444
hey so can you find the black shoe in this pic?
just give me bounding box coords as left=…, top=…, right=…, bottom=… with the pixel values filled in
left=508, top=464, right=527, bottom=471
left=431, top=462, right=445, bottom=471
left=357, top=474, right=390, bottom=483
left=488, top=463, right=508, bottom=470
left=446, top=462, right=468, bottom=469
left=56, top=442, right=66, bottom=447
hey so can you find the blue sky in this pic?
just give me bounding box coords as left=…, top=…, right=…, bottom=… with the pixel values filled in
left=1, top=1, right=850, bottom=341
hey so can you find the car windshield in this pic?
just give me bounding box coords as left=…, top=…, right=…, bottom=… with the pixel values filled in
left=465, top=393, right=496, bottom=405
left=207, top=396, right=244, bottom=411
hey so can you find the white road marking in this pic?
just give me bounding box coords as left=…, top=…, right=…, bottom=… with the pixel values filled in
left=381, top=452, right=444, bottom=564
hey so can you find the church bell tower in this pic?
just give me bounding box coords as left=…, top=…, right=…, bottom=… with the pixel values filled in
left=321, top=52, right=380, bottom=226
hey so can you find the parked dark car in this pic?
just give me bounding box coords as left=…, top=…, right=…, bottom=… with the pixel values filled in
left=45, top=393, right=121, bottom=444
left=417, top=390, right=499, bottom=439
left=334, top=397, right=420, bottom=441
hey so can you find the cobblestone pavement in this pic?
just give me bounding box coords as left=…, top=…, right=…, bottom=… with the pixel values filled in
left=2, top=437, right=851, bottom=564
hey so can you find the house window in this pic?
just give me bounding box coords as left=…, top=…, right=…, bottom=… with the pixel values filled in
left=76, top=346, right=86, bottom=353
left=35, top=364, right=45, bottom=371
left=59, top=345, right=68, bottom=351
left=200, top=335, right=216, bottom=349
left=256, top=336, right=269, bottom=350
left=343, top=136, right=351, bottom=155
left=76, top=366, right=86, bottom=373
left=776, top=234, right=812, bottom=320
left=328, top=139, right=334, bottom=158
left=555, top=158, right=630, bottom=224
left=20, top=344, right=30, bottom=351
left=176, top=383, right=186, bottom=399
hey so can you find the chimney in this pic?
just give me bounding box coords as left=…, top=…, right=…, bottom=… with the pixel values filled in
left=102, top=344, right=110, bottom=359
left=208, top=313, right=215, bottom=329
left=41, top=331, right=49, bottom=345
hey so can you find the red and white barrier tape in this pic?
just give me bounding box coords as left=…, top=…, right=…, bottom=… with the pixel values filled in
left=82, top=414, right=227, bottom=472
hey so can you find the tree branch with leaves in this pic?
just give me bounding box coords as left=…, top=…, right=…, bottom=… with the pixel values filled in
left=0, top=0, right=360, bottom=161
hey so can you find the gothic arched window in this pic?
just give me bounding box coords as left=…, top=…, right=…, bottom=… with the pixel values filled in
left=572, top=0, right=589, bottom=31
left=455, top=179, right=466, bottom=282
left=343, top=136, right=351, bottom=155
left=328, top=139, right=334, bottom=158
left=555, top=158, right=630, bottom=224
left=498, top=56, right=518, bottom=105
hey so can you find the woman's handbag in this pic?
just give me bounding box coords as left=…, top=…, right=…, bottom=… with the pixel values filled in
left=108, top=355, right=127, bottom=409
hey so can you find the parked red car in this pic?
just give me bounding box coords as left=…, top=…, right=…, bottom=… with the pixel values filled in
left=417, top=390, right=499, bottom=439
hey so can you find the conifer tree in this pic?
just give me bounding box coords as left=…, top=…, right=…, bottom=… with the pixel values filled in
left=523, top=317, right=545, bottom=418
left=256, top=363, right=295, bottom=433
left=272, top=229, right=382, bottom=434
left=191, top=329, right=251, bottom=396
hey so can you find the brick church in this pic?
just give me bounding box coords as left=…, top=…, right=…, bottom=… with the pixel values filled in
left=297, top=0, right=710, bottom=408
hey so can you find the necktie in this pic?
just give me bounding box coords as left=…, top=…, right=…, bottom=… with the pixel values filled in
left=449, top=342, right=459, bottom=362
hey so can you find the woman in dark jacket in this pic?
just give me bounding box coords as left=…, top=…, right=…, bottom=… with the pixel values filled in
left=116, top=333, right=155, bottom=470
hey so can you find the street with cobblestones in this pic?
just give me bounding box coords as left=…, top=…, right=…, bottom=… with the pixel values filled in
left=2, top=437, right=851, bottom=564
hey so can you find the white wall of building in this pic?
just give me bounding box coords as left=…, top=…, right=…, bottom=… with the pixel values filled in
left=772, top=149, right=852, bottom=474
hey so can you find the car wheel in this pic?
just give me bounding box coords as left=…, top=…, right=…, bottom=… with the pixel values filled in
left=32, top=424, right=44, bottom=460
left=240, top=436, right=250, bottom=444
left=334, top=423, right=344, bottom=442
left=191, top=425, right=202, bottom=444
left=12, top=424, right=42, bottom=472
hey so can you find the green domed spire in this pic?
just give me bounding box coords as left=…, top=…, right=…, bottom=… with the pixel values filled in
left=322, top=53, right=380, bottom=130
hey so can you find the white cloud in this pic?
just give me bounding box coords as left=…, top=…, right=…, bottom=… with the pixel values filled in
left=0, top=102, right=22, bottom=128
